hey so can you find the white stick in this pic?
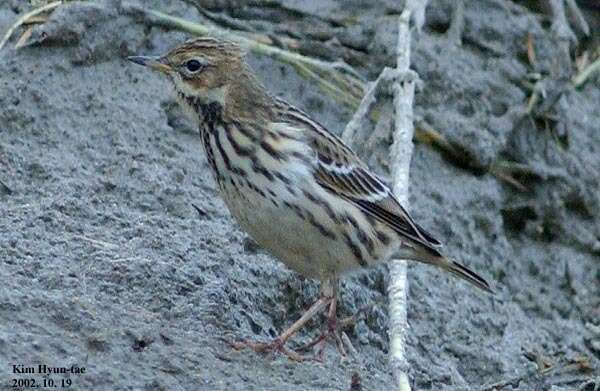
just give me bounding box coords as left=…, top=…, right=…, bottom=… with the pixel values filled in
left=341, top=67, right=397, bottom=147
left=388, top=8, right=417, bottom=391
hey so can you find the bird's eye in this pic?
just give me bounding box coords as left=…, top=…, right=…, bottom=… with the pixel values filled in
left=185, top=59, right=203, bottom=73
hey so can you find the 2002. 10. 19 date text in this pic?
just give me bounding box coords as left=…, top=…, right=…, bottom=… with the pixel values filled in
left=12, top=378, right=72, bottom=388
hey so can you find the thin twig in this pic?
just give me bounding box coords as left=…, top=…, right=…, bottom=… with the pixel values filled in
left=491, top=160, right=541, bottom=178
left=526, top=33, right=536, bottom=66
left=388, top=8, right=416, bottom=391
left=414, top=119, right=460, bottom=158
left=0, top=0, right=62, bottom=51
left=488, top=166, right=528, bottom=192
left=573, top=54, right=600, bottom=88
left=342, top=67, right=397, bottom=146
left=526, top=79, right=547, bottom=115
left=21, top=15, right=48, bottom=25
left=15, top=26, right=34, bottom=49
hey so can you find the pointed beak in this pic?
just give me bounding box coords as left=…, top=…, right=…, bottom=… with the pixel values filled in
left=127, top=55, right=172, bottom=73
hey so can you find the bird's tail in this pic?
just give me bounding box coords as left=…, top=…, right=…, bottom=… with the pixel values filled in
left=402, top=247, right=494, bottom=293
left=441, top=258, right=494, bottom=294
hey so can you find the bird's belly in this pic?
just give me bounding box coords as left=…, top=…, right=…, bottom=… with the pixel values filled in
left=220, top=178, right=366, bottom=279
left=202, top=124, right=394, bottom=278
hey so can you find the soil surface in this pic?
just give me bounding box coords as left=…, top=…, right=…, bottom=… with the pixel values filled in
left=1, top=0, right=598, bottom=390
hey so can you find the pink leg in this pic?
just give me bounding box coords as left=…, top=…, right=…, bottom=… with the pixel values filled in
left=230, top=296, right=332, bottom=361
left=229, top=277, right=351, bottom=361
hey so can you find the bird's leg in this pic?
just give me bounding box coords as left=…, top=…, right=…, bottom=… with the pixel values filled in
left=315, top=292, right=349, bottom=360
left=230, top=294, right=332, bottom=361
left=230, top=277, right=357, bottom=361
left=299, top=280, right=388, bottom=360
left=295, top=277, right=352, bottom=360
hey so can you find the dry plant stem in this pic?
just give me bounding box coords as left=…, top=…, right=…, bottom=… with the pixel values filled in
left=414, top=119, right=458, bottom=156
left=15, top=27, right=34, bottom=49
left=0, top=0, right=62, bottom=51
left=341, top=67, right=396, bottom=146
left=388, top=9, right=415, bottom=391
left=573, top=55, right=600, bottom=88
left=488, top=166, right=528, bottom=192
left=405, top=0, right=429, bottom=33
left=526, top=79, right=546, bottom=115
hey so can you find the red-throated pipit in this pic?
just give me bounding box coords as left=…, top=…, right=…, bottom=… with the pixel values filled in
left=128, top=37, right=492, bottom=361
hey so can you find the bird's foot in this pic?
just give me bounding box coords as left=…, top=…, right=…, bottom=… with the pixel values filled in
left=296, top=319, right=348, bottom=361
left=228, top=296, right=333, bottom=361
left=295, top=297, right=362, bottom=362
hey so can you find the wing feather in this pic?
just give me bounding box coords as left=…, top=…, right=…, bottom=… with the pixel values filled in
left=275, top=99, right=441, bottom=253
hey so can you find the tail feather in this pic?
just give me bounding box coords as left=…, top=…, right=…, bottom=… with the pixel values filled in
left=393, top=245, right=494, bottom=293
left=444, top=259, right=494, bottom=294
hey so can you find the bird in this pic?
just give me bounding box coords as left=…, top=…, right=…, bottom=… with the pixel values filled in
left=128, top=37, right=492, bottom=360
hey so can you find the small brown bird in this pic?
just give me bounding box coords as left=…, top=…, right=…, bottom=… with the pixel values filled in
left=128, top=37, right=492, bottom=360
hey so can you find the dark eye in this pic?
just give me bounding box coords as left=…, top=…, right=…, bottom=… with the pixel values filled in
left=185, top=59, right=203, bottom=73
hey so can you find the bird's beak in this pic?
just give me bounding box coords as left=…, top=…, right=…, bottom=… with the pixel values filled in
left=127, top=55, right=172, bottom=73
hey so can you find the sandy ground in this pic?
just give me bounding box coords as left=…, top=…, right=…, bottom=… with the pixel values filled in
left=0, top=0, right=598, bottom=390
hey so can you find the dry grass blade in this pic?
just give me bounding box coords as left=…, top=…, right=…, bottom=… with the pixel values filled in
left=0, top=0, right=62, bottom=51
left=527, top=33, right=536, bottom=66
left=489, top=166, right=529, bottom=192
left=573, top=51, right=600, bottom=88
left=414, top=119, right=460, bottom=158
left=15, top=26, right=34, bottom=49
left=22, top=15, right=49, bottom=25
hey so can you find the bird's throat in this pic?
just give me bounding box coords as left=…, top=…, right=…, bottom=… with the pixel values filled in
left=199, top=101, right=223, bottom=127
left=174, top=88, right=223, bottom=126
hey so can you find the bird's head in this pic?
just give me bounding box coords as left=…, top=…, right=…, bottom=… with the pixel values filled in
left=129, top=37, right=273, bottom=121
left=128, top=37, right=248, bottom=108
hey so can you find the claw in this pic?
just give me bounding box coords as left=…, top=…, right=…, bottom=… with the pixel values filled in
left=227, top=280, right=367, bottom=362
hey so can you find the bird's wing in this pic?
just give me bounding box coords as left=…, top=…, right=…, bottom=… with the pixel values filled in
left=275, top=100, right=442, bottom=253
